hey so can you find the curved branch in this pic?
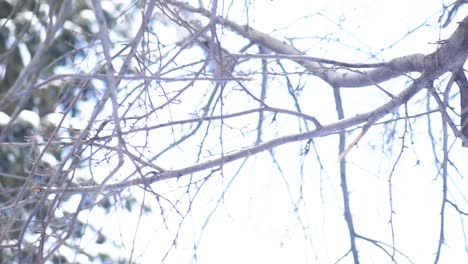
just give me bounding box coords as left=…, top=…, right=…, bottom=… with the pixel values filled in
left=170, top=1, right=468, bottom=87
left=43, top=71, right=433, bottom=195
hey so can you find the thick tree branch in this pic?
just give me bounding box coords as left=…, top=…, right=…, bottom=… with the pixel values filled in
left=453, top=68, right=468, bottom=146
left=170, top=1, right=468, bottom=87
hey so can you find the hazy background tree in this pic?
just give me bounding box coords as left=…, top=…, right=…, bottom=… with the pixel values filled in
left=0, top=0, right=467, bottom=263
left=0, top=0, right=140, bottom=262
